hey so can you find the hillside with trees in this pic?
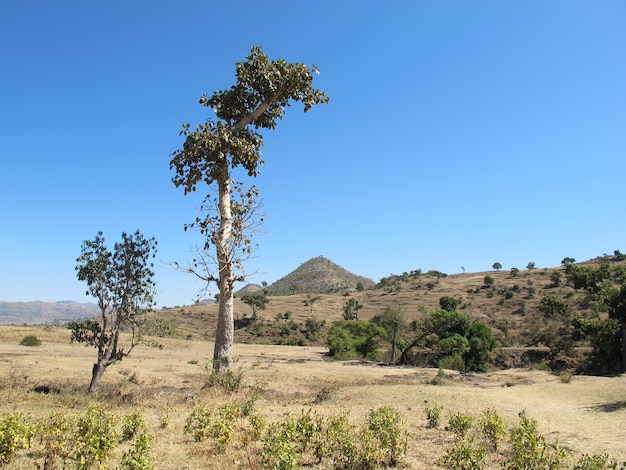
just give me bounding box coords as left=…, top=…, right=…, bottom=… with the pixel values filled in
left=154, top=251, right=626, bottom=374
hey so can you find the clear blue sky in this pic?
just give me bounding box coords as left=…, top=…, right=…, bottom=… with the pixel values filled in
left=1, top=1, right=624, bottom=308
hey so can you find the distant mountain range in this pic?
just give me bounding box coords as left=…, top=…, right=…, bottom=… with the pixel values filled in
left=0, top=301, right=100, bottom=325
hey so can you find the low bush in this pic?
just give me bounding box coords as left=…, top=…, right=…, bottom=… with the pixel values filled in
left=19, top=335, right=41, bottom=346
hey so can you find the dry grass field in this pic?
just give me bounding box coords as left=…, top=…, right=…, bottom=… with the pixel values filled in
left=1, top=325, right=625, bottom=469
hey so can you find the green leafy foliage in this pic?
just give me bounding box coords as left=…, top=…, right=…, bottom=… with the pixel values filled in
left=326, top=321, right=385, bottom=360
left=118, top=431, right=156, bottom=470
left=72, top=230, right=157, bottom=392
left=424, top=402, right=443, bottom=428
left=19, top=335, right=41, bottom=346
left=447, top=412, right=475, bottom=439
left=71, top=404, right=119, bottom=468
left=0, top=412, right=36, bottom=466
left=507, top=410, right=565, bottom=470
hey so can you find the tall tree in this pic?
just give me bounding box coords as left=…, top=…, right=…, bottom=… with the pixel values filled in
left=170, top=47, right=328, bottom=372
left=71, top=230, right=157, bottom=393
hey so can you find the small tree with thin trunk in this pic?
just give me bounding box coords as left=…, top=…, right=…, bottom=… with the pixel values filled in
left=70, top=230, right=157, bottom=393
left=374, top=304, right=407, bottom=364
left=241, top=290, right=270, bottom=318
left=303, top=294, right=321, bottom=316
left=492, top=262, right=502, bottom=272
left=170, top=46, right=328, bottom=373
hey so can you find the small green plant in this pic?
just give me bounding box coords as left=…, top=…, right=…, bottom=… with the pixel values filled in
left=0, top=412, right=36, bottom=466
left=19, top=335, right=42, bottom=346
left=204, top=364, right=245, bottom=393
left=367, top=406, right=408, bottom=466
left=118, top=431, right=156, bottom=470
left=507, top=410, right=565, bottom=470
left=572, top=452, right=624, bottom=469
left=478, top=408, right=506, bottom=450
left=37, top=410, right=77, bottom=469
left=439, top=438, right=487, bottom=470
left=184, top=404, right=213, bottom=442
left=122, top=410, right=146, bottom=441
left=261, top=420, right=300, bottom=470
left=184, top=402, right=242, bottom=453
left=424, top=402, right=443, bottom=428
left=447, top=412, right=475, bottom=439
left=71, top=404, right=118, bottom=468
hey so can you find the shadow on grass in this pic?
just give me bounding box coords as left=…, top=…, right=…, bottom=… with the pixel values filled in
left=590, top=401, right=626, bottom=412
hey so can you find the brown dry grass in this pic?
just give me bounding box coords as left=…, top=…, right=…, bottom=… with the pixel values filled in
left=1, top=325, right=625, bottom=469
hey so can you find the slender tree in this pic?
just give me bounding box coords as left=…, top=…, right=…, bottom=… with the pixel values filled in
left=376, top=304, right=407, bottom=364
left=303, top=294, right=321, bottom=316
left=71, top=230, right=157, bottom=393
left=492, top=262, right=502, bottom=271
left=170, top=47, right=328, bottom=372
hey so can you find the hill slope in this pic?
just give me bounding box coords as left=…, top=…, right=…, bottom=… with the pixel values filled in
left=266, top=256, right=374, bottom=295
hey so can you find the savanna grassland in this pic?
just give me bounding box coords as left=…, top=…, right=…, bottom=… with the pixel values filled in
left=1, top=325, right=625, bottom=469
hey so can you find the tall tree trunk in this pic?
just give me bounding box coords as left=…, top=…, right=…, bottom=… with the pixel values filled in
left=88, top=361, right=107, bottom=394
left=213, top=160, right=235, bottom=372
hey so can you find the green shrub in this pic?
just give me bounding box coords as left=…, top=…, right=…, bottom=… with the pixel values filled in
left=122, top=410, right=146, bottom=441
left=447, top=412, right=474, bottom=439
left=507, top=410, right=565, bottom=470
left=184, top=404, right=213, bottom=442
left=118, top=431, right=156, bottom=470
left=439, top=438, right=487, bottom=470
left=424, top=402, right=443, bottom=428
left=71, top=404, right=118, bottom=468
left=478, top=408, right=506, bottom=450
left=572, top=452, right=624, bottom=469
left=37, top=410, right=75, bottom=469
left=367, top=406, right=408, bottom=466
left=19, top=335, right=41, bottom=346
left=0, top=412, right=36, bottom=466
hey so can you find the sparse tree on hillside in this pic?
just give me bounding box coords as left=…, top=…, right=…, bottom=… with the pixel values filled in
left=439, top=296, right=459, bottom=312
left=71, top=230, right=157, bottom=393
left=492, top=262, right=502, bottom=272
left=303, top=294, right=321, bottom=316
left=343, top=297, right=363, bottom=321
left=526, top=262, right=536, bottom=270
left=241, top=290, right=270, bottom=318
left=561, top=257, right=576, bottom=266
left=510, top=267, right=520, bottom=277
left=170, top=47, right=328, bottom=372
